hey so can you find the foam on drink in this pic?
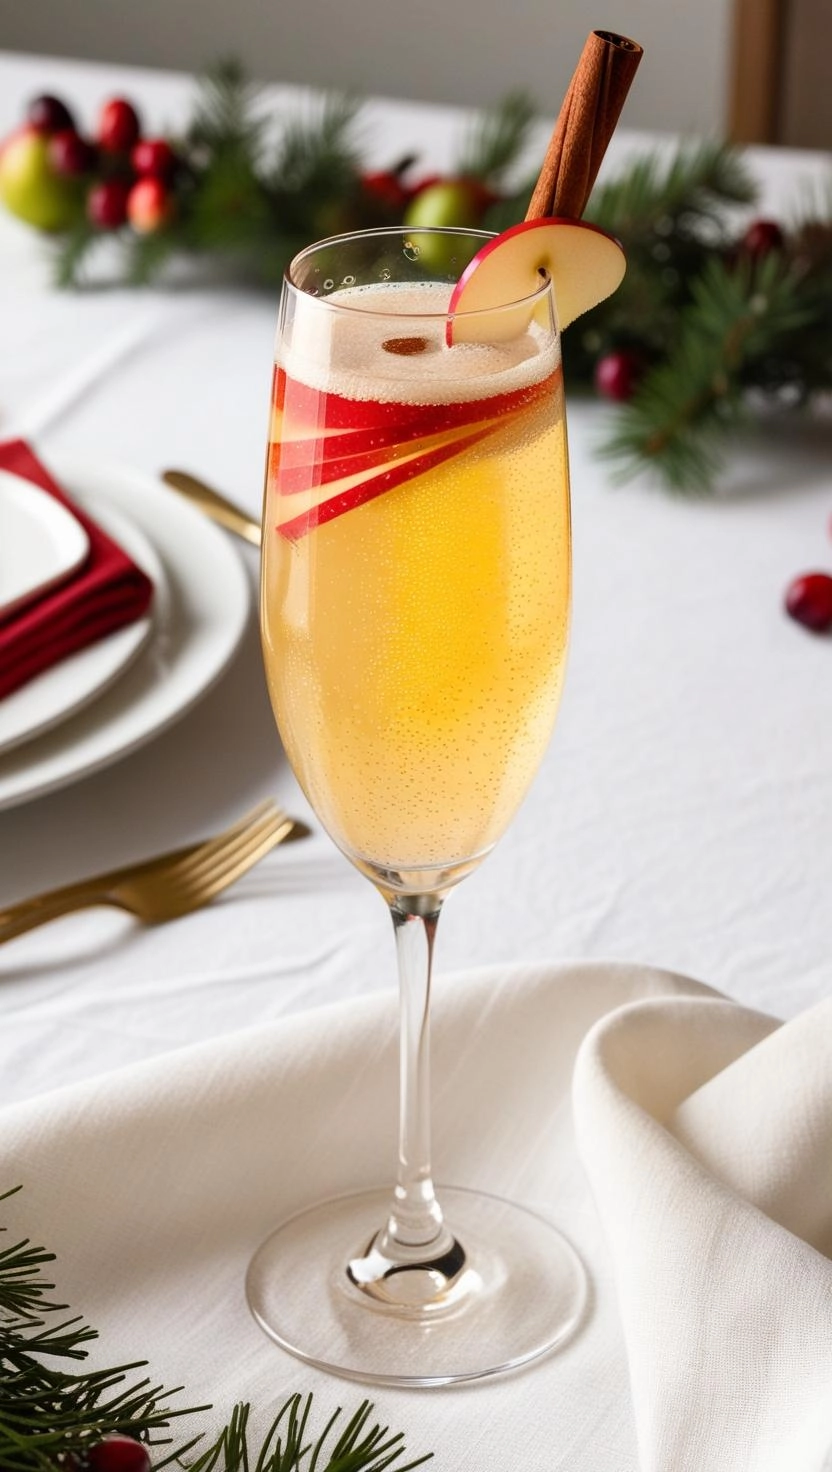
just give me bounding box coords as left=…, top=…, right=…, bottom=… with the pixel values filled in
left=282, top=280, right=560, bottom=406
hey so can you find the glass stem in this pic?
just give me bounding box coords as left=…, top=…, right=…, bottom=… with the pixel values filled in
left=378, top=895, right=455, bottom=1260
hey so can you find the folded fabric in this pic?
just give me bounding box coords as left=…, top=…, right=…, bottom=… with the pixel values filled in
left=0, top=439, right=153, bottom=700
left=574, top=992, right=832, bottom=1472
left=0, top=961, right=829, bottom=1472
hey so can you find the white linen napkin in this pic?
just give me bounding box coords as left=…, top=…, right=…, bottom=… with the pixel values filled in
left=0, top=960, right=829, bottom=1472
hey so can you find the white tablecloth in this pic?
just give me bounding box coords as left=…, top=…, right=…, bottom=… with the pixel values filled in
left=0, top=52, right=830, bottom=1096
left=1, top=45, right=831, bottom=1472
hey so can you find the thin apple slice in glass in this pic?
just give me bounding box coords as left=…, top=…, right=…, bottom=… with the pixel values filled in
left=447, top=217, right=626, bottom=344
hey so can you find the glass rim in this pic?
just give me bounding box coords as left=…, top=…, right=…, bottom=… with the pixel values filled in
left=284, top=225, right=554, bottom=322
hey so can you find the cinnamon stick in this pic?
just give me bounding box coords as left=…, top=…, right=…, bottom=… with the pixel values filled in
left=526, top=30, right=643, bottom=221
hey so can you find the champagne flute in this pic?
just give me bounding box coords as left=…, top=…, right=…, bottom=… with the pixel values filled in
left=247, top=225, right=584, bottom=1385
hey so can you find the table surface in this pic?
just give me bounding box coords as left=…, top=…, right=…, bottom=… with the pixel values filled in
left=0, top=49, right=830, bottom=1109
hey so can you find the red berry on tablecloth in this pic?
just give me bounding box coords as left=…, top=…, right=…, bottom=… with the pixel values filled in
left=741, top=218, right=784, bottom=258
left=127, top=175, right=175, bottom=232
left=27, top=93, right=76, bottom=134
left=97, top=97, right=141, bottom=154
left=86, top=1434, right=151, bottom=1472
left=87, top=177, right=131, bottom=229
left=784, top=572, right=832, bottom=633
left=48, top=129, right=97, bottom=177
left=594, top=348, right=643, bottom=402
left=131, top=137, right=177, bottom=181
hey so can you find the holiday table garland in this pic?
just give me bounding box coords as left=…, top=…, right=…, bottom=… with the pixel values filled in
left=0, top=62, right=830, bottom=496
left=0, top=1187, right=432, bottom=1472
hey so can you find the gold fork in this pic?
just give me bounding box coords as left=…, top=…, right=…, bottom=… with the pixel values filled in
left=0, top=801, right=308, bottom=945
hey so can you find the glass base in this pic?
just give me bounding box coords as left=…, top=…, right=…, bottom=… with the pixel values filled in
left=246, top=1186, right=587, bottom=1386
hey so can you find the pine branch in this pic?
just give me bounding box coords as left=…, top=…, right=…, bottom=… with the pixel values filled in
left=455, top=92, right=536, bottom=183
left=599, top=252, right=814, bottom=489
left=270, top=94, right=363, bottom=196
left=50, top=222, right=100, bottom=289
left=585, top=140, right=758, bottom=242
left=184, top=1397, right=433, bottom=1472
left=124, top=228, right=183, bottom=286
left=186, top=58, right=269, bottom=162
left=0, top=1190, right=433, bottom=1472
left=0, top=1187, right=205, bottom=1470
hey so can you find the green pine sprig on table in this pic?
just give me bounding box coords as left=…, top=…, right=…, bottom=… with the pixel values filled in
left=49, top=65, right=534, bottom=292
left=0, top=1186, right=433, bottom=1472
left=455, top=91, right=536, bottom=184
left=559, top=140, right=760, bottom=384
left=185, top=1398, right=432, bottom=1472
left=0, top=1187, right=205, bottom=1470
left=598, top=250, right=816, bottom=490
left=558, top=140, right=832, bottom=489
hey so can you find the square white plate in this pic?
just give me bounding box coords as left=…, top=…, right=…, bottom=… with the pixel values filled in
left=0, top=470, right=91, bottom=617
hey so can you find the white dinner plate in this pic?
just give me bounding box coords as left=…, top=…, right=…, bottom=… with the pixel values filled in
left=0, top=470, right=90, bottom=615
left=0, top=455, right=251, bottom=812
left=0, top=500, right=157, bottom=756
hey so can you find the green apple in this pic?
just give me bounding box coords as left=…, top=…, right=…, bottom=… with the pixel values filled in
left=0, top=125, right=82, bottom=232
left=404, top=178, right=486, bottom=231
left=402, top=178, right=490, bottom=276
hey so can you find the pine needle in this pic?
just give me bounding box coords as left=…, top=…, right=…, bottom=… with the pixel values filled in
left=184, top=1396, right=433, bottom=1472
left=0, top=1189, right=432, bottom=1472
left=270, top=94, right=363, bottom=196
left=585, top=140, right=758, bottom=240
left=455, top=92, right=536, bottom=183
left=599, top=253, right=814, bottom=489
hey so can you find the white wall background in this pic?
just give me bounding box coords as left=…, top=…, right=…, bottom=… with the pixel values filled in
left=0, top=0, right=733, bottom=136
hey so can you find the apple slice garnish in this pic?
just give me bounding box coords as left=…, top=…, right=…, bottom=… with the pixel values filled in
left=446, top=217, right=626, bottom=345
left=270, top=369, right=558, bottom=481
left=274, top=419, right=505, bottom=540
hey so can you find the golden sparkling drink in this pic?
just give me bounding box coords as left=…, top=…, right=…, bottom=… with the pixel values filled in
left=261, top=282, right=570, bottom=874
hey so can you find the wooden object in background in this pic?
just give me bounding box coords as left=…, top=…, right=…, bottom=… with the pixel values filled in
left=728, top=0, right=831, bottom=148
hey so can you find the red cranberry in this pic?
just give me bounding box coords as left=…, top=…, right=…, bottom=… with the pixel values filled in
left=130, top=137, right=177, bottom=180
left=87, top=178, right=131, bottom=229
left=127, top=175, right=175, bottom=232
left=742, top=219, right=784, bottom=258
left=86, top=1435, right=151, bottom=1472
left=784, top=572, right=832, bottom=632
left=97, top=97, right=141, bottom=154
left=594, top=348, right=644, bottom=403
left=361, top=169, right=410, bottom=214
left=28, top=93, right=76, bottom=134
left=48, top=129, right=97, bottom=177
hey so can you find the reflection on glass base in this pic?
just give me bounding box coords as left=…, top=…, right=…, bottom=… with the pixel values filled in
left=246, top=1185, right=587, bottom=1387
left=348, top=846, right=495, bottom=905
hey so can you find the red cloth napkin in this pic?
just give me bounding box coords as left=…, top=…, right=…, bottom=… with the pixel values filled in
left=0, top=440, right=154, bottom=701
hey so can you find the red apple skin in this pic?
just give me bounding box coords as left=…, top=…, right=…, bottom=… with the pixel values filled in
left=131, top=137, right=177, bottom=181
left=97, top=97, right=141, bottom=154
left=0, top=125, right=82, bottom=230
left=127, top=176, right=175, bottom=233
left=270, top=363, right=561, bottom=536
left=274, top=421, right=503, bottom=540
